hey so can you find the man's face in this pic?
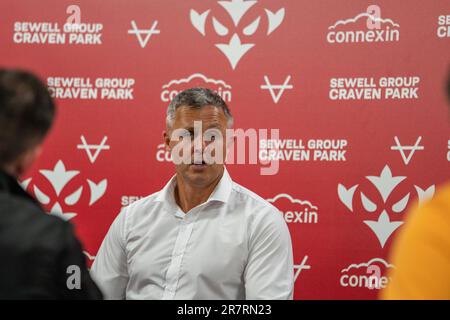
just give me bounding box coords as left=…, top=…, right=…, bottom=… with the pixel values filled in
left=164, top=105, right=230, bottom=188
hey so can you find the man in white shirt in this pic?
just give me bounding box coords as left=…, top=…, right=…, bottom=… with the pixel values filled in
left=91, top=88, right=294, bottom=299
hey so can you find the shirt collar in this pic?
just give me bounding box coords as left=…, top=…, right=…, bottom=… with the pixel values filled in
left=155, top=167, right=233, bottom=206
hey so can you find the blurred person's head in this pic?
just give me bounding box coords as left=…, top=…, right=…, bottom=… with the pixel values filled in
left=0, top=69, right=55, bottom=177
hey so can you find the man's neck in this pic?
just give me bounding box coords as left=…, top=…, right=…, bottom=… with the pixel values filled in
left=175, top=169, right=224, bottom=213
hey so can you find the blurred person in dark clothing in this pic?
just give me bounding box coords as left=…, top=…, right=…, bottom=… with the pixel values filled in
left=0, top=68, right=102, bottom=299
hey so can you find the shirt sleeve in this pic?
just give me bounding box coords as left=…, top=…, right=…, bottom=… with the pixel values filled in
left=90, top=209, right=129, bottom=299
left=244, top=207, right=294, bottom=300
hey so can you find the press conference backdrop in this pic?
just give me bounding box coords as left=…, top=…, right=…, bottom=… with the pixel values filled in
left=1, top=0, right=449, bottom=299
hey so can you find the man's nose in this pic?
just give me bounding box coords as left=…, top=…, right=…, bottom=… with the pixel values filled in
left=192, top=134, right=206, bottom=154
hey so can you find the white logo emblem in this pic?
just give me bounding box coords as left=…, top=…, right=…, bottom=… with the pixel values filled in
left=390, top=136, right=424, bottom=165
left=128, top=20, right=160, bottom=48
left=337, top=165, right=434, bottom=248
left=77, top=135, right=110, bottom=163
left=23, top=160, right=108, bottom=220
left=260, top=75, right=293, bottom=103
left=190, top=0, right=285, bottom=69
left=294, top=255, right=312, bottom=283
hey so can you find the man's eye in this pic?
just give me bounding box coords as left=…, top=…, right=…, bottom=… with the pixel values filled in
left=205, top=130, right=221, bottom=141
left=179, top=132, right=192, bottom=139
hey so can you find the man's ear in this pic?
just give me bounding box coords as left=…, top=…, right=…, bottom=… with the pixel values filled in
left=16, top=144, right=42, bottom=177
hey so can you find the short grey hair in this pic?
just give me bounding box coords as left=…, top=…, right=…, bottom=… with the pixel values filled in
left=166, top=87, right=233, bottom=128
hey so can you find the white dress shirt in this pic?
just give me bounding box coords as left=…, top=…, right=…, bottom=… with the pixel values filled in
left=91, top=168, right=294, bottom=300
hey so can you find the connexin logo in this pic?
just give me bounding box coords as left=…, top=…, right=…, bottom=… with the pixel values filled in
left=327, top=5, right=400, bottom=44
left=267, top=193, right=319, bottom=224
left=190, top=0, right=285, bottom=69
left=340, top=258, right=394, bottom=290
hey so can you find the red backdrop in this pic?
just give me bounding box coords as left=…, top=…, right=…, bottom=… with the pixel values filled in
left=1, top=0, right=449, bottom=299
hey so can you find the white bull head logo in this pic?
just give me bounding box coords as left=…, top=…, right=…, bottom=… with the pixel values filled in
left=190, top=0, right=285, bottom=69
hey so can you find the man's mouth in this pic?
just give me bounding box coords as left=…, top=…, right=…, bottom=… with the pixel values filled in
left=192, top=160, right=207, bottom=166
left=191, top=160, right=208, bottom=168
